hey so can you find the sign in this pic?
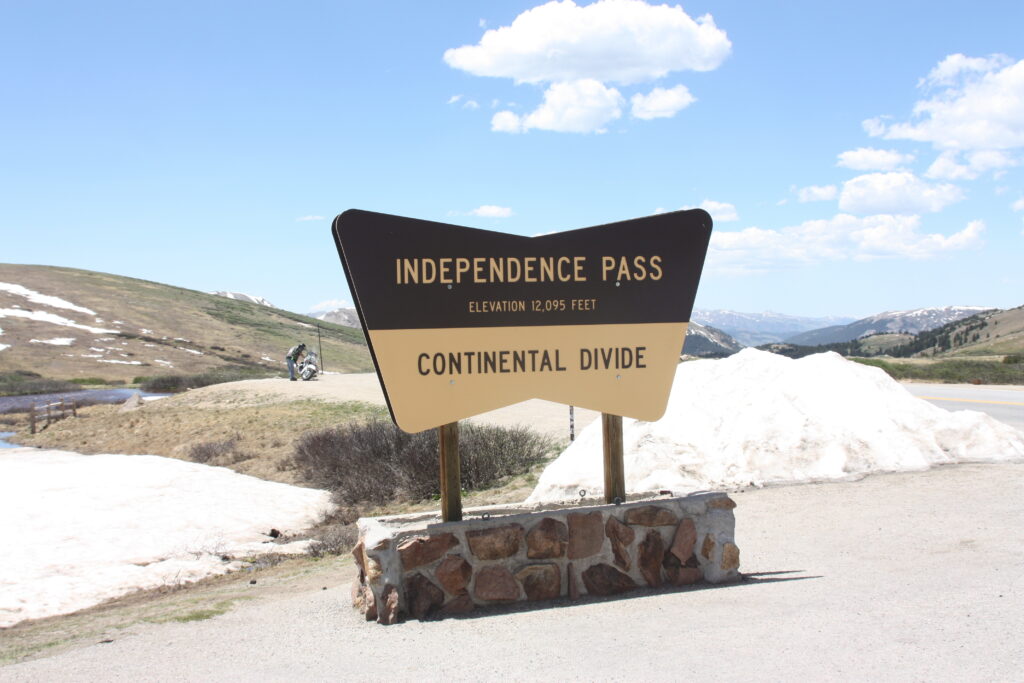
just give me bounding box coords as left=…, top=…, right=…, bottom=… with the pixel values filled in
left=332, top=209, right=712, bottom=433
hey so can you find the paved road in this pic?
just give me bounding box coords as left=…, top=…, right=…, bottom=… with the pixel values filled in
left=4, top=463, right=1022, bottom=681
left=903, top=382, right=1024, bottom=432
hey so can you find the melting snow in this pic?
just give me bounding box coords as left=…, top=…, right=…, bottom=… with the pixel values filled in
left=0, top=282, right=96, bottom=315
left=176, top=347, right=203, bottom=355
left=0, top=308, right=118, bottom=335
left=154, top=360, right=173, bottom=367
left=0, top=449, right=331, bottom=627
left=528, top=349, right=1024, bottom=503
left=0, top=344, right=8, bottom=352
left=30, top=337, right=76, bottom=346
left=97, top=359, right=142, bottom=365
left=140, top=328, right=153, bottom=334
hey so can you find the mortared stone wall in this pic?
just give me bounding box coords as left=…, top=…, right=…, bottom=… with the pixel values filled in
left=351, top=493, right=740, bottom=624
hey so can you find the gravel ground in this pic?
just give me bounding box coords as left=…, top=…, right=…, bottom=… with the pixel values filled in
left=4, top=462, right=1022, bottom=681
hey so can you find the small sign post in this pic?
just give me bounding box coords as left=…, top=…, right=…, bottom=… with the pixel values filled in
left=333, top=209, right=711, bottom=519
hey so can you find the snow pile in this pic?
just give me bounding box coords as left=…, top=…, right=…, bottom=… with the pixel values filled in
left=0, top=450, right=332, bottom=627
left=527, top=349, right=1024, bottom=504
left=0, top=282, right=96, bottom=315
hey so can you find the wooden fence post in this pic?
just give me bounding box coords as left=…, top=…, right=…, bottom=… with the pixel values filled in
left=439, top=422, right=462, bottom=522
left=30, top=403, right=36, bottom=434
left=602, top=413, right=625, bottom=504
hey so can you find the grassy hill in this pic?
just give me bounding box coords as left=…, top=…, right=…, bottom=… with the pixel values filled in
left=902, top=306, right=1024, bottom=358
left=0, top=264, right=372, bottom=385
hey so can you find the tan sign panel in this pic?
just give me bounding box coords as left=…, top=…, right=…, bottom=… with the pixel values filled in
left=332, top=209, right=712, bottom=433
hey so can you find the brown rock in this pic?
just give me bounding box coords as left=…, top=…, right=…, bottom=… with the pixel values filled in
left=439, top=593, right=475, bottom=616
left=350, top=579, right=363, bottom=608
left=515, top=564, right=561, bottom=601
left=638, top=530, right=664, bottom=587
left=351, top=540, right=365, bottom=574
left=624, top=505, right=678, bottom=527
left=527, top=518, right=568, bottom=559
left=567, top=512, right=605, bottom=559
left=371, top=538, right=390, bottom=552
left=363, top=585, right=377, bottom=621
left=669, top=518, right=697, bottom=563
left=466, top=524, right=524, bottom=560
left=398, top=533, right=459, bottom=570
left=473, top=566, right=520, bottom=602
left=567, top=562, right=580, bottom=600
left=435, top=555, right=473, bottom=595
left=581, top=563, right=637, bottom=596
left=405, top=573, right=445, bottom=619
left=378, top=584, right=399, bottom=625
left=662, top=550, right=702, bottom=586
left=605, top=516, right=635, bottom=571
left=721, top=542, right=741, bottom=571
left=707, top=496, right=737, bottom=510
left=364, top=554, right=382, bottom=582
left=701, top=534, right=716, bottom=560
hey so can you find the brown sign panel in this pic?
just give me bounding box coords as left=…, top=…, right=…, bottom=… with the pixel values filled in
left=332, top=209, right=712, bottom=433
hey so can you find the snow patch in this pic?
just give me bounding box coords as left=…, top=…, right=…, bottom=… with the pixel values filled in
left=30, top=337, right=76, bottom=346
left=0, top=344, right=8, bottom=352
left=528, top=349, right=1024, bottom=503
left=0, top=449, right=331, bottom=627
left=176, top=347, right=203, bottom=355
left=0, top=282, right=96, bottom=315
left=97, top=359, right=143, bottom=365
left=154, top=360, right=174, bottom=367
left=0, top=309, right=119, bottom=335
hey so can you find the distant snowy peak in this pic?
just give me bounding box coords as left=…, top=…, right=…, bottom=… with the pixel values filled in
left=315, top=308, right=361, bottom=328
left=692, top=309, right=855, bottom=346
left=211, top=291, right=276, bottom=308
left=786, top=306, right=994, bottom=346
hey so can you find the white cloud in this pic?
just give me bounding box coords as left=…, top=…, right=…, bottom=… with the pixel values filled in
left=469, top=205, right=513, bottom=218
left=445, top=0, right=730, bottom=133
left=444, top=0, right=731, bottom=85
left=296, top=215, right=324, bottom=222
left=309, top=299, right=351, bottom=313
left=447, top=94, right=463, bottom=105
left=867, top=54, right=1024, bottom=152
left=838, top=172, right=963, bottom=215
left=491, top=110, right=524, bottom=133
left=681, top=199, right=737, bottom=222
left=797, top=185, right=837, bottom=202
left=496, top=79, right=624, bottom=134
left=631, top=85, right=695, bottom=119
left=708, top=214, right=983, bottom=272
left=463, top=99, right=480, bottom=110
left=837, top=147, right=915, bottom=171
left=925, top=149, right=1018, bottom=180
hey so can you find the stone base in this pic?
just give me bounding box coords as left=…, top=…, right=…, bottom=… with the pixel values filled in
left=351, top=493, right=740, bottom=624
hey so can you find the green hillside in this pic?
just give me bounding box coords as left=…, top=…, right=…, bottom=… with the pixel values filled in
left=0, top=264, right=372, bottom=384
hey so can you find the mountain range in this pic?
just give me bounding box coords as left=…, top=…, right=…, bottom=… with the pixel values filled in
left=691, top=309, right=855, bottom=346
left=784, top=306, right=993, bottom=346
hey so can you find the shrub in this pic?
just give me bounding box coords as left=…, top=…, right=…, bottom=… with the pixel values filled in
left=137, top=366, right=274, bottom=393
left=68, top=377, right=110, bottom=385
left=187, top=436, right=248, bottom=465
left=0, top=372, right=81, bottom=397
left=291, top=420, right=553, bottom=506
left=1003, top=354, right=1022, bottom=365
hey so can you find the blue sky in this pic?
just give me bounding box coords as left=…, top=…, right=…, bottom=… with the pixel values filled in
left=2, top=0, right=1022, bottom=319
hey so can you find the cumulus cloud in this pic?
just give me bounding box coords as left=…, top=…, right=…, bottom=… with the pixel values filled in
left=296, top=215, right=325, bottom=221
left=493, top=79, right=624, bottom=133
left=865, top=54, right=1024, bottom=153
left=838, top=172, right=963, bottom=215
left=1013, top=198, right=1024, bottom=212
left=309, top=299, right=351, bottom=313
left=445, top=0, right=730, bottom=133
left=469, top=205, right=513, bottom=218
left=708, top=214, right=984, bottom=272
left=797, top=185, right=837, bottom=202
left=631, top=85, right=695, bottom=119
left=444, top=0, right=730, bottom=84
left=925, top=149, right=1018, bottom=180
left=447, top=95, right=463, bottom=105
left=837, top=147, right=915, bottom=171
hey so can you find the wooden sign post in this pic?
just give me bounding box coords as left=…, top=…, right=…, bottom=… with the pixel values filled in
left=438, top=422, right=461, bottom=522
left=602, top=413, right=625, bottom=503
